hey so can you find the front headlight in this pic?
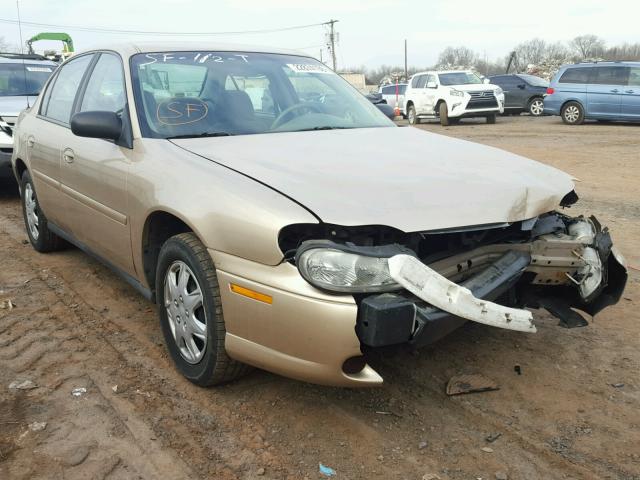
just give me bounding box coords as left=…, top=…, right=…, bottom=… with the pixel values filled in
left=295, top=241, right=412, bottom=293
left=450, top=89, right=465, bottom=97
left=494, top=87, right=503, bottom=96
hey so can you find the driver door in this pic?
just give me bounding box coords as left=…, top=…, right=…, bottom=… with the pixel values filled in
left=59, top=52, right=135, bottom=275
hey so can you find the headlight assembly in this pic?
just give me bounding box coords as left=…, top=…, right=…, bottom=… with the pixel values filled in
left=450, top=89, right=465, bottom=97
left=494, top=87, right=503, bottom=96
left=295, top=241, right=414, bottom=293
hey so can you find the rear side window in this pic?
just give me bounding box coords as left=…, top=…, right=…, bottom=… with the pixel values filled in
left=398, top=84, right=407, bottom=94
left=629, top=68, right=640, bottom=86
left=559, top=67, right=591, bottom=84
left=410, top=75, right=421, bottom=88
left=381, top=86, right=394, bottom=94
left=42, top=54, right=93, bottom=123
left=591, top=66, right=629, bottom=86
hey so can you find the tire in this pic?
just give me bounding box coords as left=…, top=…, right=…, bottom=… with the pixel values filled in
left=561, top=101, right=584, bottom=125
left=438, top=102, right=449, bottom=126
left=486, top=113, right=497, bottom=124
left=528, top=97, right=544, bottom=116
left=156, top=232, right=251, bottom=386
left=20, top=170, right=63, bottom=252
left=407, top=105, right=419, bottom=125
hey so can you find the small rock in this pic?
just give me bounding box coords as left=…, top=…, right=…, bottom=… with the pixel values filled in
left=256, top=467, right=265, bottom=476
left=65, top=446, right=90, bottom=466
left=481, top=447, right=494, bottom=453
left=377, top=454, right=383, bottom=461
left=307, top=432, right=315, bottom=439
left=0, top=299, right=15, bottom=310
left=418, top=441, right=428, bottom=450
left=112, top=385, right=118, bottom=393
left=9, top=380, right=37, bottom=390
left=28, top=421, right=47, bottom=432
left=21, top=239, right=29, bottom=244
left=422, top=474, right=441, bottom=480
left=611, top=383, right=625, bottom=388
left=495, top=472, right=508, bottom=480
left=485, top=432, right=502, bottom=443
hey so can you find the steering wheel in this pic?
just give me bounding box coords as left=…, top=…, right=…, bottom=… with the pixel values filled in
left=271, top=102, right=323, bottom=129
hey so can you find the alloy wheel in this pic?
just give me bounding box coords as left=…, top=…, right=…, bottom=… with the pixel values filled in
left=24, top=183, right=39, bottom=240
left=530, top=99, right=544, bottom=116
left=564, top=105, right=580, bottom=123
left=164, top=260, right=207, bottom=364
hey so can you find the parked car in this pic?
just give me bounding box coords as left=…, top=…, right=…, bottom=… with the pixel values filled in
left=404, top=70, right=504, bottom=126
left=544, top=61, right=640, bottom=124
left=379, top=83, right=407, bottom=116
left=489, top=74, right=548, bottom=116
left=12, top=43, right=626, bottom=387
left=0, top=53, right=57, bottom=179
left=364, top=92, right=395, bottom=119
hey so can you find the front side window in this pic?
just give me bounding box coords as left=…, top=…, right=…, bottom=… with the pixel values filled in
left=438, top=72, right=482, bottom=86
left=415, top=75, right=427, bottom=88
left=559, top=67, right=591, bottom=84
left=629, top=67, right=640, bottom=87
left=591, top=67, right=629, bottom=86
left=43, top=54, right=93, bottom=123
left=0, top=62, right=56, bottom=97
left=131, top=51, right=392, bottom=138
left=80, top=53, right=126, bottom=113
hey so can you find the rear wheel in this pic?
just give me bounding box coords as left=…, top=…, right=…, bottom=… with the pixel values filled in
left=156, top=232, right=251, bottom=386
left=486, top=113, right=497, bottom=124
left=528, top=97, right=544, bottom=116
left=561, top=101, right=584, bottom=125
left=407, top=105, right=419, bottom=125
left=438, top=102, right=450, bottom=126
left=20, top=170, right=63, bottom=252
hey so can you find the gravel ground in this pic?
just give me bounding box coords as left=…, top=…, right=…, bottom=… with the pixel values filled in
left=1, top=115, right=639, bottom=480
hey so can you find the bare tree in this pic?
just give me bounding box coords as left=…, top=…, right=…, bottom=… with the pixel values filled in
left=436, top=46, right=477, bottom=68
left=570, top=34, right=605, bottom=59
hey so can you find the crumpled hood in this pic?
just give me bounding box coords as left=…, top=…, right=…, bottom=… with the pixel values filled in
left=172, top=126, right=574, bottom=232
left=0, top=95, right=37, bottom=118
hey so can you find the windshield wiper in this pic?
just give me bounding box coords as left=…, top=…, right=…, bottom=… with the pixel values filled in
left=167, top=131, right=233, bottom=139
left=295, top=126, right=349, bottom=132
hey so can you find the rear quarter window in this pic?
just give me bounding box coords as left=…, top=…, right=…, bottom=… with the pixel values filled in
left=559, top=68, right=592, bottom=84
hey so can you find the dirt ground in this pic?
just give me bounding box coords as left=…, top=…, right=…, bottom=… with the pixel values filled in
left=1, top=115, right=639, bottom=480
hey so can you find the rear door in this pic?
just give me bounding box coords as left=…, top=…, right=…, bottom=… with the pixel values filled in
left=586, top=66, right=629, bottom=117
left=422, top=74, right=438, bottom=113
left=30, top=53, right=94, bottom=231
left=495, top=75, right=521, bottom=109
left=59, top=52, right=135, bottom=275
left=621, top=66, right=640, bottom=119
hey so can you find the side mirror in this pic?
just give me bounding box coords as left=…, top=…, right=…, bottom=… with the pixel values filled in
left=483, top=78, right=490, bottom=84
left=375, top=103, right=396, bottom=120
left=71, top=111, right=122, bottom=140
left=426, top=81, right=437, bottom=89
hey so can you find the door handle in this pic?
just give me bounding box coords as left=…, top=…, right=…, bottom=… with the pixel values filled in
left=610, top=89, right=619, bottom=93
left=62, top=148, right=75, bottom=164
left=27, top=136, right=35, bottom=147
left=625, top=90, right=634, bottom=94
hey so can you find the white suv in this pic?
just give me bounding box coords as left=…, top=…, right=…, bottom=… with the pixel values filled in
left=404, top=70, right=504, bottom=126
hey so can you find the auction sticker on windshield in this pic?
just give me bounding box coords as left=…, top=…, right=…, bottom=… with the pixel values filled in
left=286, top=63, right=333, bottom=74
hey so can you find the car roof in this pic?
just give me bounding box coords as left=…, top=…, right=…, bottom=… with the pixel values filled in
left=74, top=41, right=312, bottom=59
left=563, top=61, right=640, bottom=68
left=0, top=53, right=58, bottom=66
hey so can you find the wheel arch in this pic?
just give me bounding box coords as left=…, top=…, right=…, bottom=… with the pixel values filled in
left=141, top=209, right=201, bottom=297
left=560, top=98, right=585, bottom=113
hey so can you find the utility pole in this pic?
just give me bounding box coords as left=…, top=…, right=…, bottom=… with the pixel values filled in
left=327, top=19, right=339, bottom=71
left=404, top=39, right=408, bottom=81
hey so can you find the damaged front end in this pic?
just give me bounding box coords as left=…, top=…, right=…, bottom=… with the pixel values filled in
left=282, top=211, right=627, bottom=350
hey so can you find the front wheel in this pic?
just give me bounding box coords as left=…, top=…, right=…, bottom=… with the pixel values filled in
left=156, top=233, right=250, bottom=386
left=407, top=105, right=419, bottom=125
left=528, top=97, right=544, bottom=116
left=561, top=101, right=584, bottom=125
left=438, top=102, right=450, bottom=126
left=486, top=113, right=497, bottom=124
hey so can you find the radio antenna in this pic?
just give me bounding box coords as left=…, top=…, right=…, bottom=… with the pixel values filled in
left=16, top=0, right=30, bottom=108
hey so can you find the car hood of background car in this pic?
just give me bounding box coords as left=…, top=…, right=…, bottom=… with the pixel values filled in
left=0, top=96, right=38, bottom=117
left=171, top=126, right=575, bottom=232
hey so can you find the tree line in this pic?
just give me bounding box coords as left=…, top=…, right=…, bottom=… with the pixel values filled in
left=354, top=35, right=640, bottom=85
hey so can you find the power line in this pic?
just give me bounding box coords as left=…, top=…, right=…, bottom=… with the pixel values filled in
left=0, top=17, right=329, bottom=36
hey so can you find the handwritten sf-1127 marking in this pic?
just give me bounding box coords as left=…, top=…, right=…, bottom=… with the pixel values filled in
left=140, top=52, right=250, bottom=66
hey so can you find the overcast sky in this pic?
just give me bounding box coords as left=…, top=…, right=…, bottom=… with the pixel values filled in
left=2, top=0, right=639, bottom=68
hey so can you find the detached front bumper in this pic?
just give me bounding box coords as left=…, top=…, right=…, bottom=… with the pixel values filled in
left=356, top=214, right=627, bottom=350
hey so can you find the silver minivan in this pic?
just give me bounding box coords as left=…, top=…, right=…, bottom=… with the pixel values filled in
left=379, top=83, right=407, bottom=117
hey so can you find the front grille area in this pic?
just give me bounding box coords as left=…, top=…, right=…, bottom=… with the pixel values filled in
left=467, top=90, right=498, bottom=109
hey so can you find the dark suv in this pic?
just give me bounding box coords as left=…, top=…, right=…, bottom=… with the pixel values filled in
left=489, top=74, right=548, bottom=116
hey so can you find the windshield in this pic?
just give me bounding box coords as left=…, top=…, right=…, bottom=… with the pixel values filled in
left=131, top=51, right=393, bottom=138
left=438, top=72, right=483, bottom=86
left=0, top=63, right=56, bottom=96
left=517, top=74, right=549, bottom=87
